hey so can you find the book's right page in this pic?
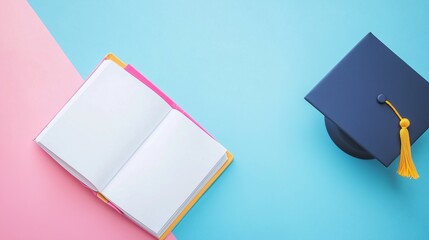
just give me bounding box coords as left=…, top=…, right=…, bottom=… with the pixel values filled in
left=102, top=109, right=227, bottom=237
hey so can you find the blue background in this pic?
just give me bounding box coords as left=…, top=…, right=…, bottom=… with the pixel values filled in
left=28, top=1, right=429, bottom=239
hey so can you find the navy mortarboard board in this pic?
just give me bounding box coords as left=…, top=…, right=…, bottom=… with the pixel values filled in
left=305, top=32, right=429, bottom=179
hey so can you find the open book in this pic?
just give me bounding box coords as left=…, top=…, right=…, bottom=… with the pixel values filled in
left=35, top=54, right=233, bottom=239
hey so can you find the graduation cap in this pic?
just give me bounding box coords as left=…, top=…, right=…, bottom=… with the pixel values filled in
left=305, top=33, right=429, bottom=179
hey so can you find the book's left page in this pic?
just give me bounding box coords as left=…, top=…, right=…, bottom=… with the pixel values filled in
left=36, top=60, right=172, bottom=190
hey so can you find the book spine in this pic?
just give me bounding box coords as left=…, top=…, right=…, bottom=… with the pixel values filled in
left=96, top=192, right=123, bottom=214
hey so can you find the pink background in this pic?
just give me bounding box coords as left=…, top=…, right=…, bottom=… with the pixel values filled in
left=0, top=1, right=175, bottom=239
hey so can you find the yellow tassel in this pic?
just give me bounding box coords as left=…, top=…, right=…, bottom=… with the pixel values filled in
left=397, top=118, right=419, bottom=179
left=384, top=100, right=419, bottom=179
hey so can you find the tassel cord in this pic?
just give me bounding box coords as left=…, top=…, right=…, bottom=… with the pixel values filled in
left=384, top=100, right=419, bottom=179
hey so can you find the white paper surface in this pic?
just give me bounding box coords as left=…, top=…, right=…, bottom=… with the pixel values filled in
left=36, top=60, right=172, bottom=190
left=103, top=110, right=226, bottom=236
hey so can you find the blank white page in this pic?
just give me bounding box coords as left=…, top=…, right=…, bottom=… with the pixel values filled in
left=102, top=110, right=226, bottom=236
left=35, top=60, right=172, bottom=190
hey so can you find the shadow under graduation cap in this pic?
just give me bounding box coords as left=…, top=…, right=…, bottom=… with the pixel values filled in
left=305, top=32, right=429, bottom=178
